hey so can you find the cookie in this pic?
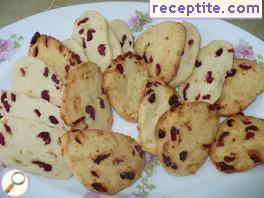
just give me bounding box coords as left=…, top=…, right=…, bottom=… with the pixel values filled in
left=108, top=29, right=123, bottom=59
left=62, top=39, right=88, bottom=62
left=0, top=115, right=71, bottom=179
left=61, top=129, right=145, bottom=195
left=0, top=90, right=66, bottom=129
left=12, top=56, right=63, bottom=107
left=103, top=52, right=148, bottom=122
left=138, top=79, right=183, bottom=155
left=72, top=11, right=112, bottom=72
left=109, top=20, right=134, bottom=53
left=61, top=62, right=112, bottom=130
left=169, top=21, right=201, bottom=87
left=178, top=40, right=234, bottom=104
left=156, top=102, right=219, bottom=176
left=210, top=114, right=264, bottom=173
left=135, top=21, right=185, bottom=83
left=215, top=59, right=264, bottom=116
left=28, top=32, right=82, bottom=83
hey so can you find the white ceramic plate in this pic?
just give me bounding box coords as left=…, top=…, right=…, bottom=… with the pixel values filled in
left=0, top=2, right=263, bottom=198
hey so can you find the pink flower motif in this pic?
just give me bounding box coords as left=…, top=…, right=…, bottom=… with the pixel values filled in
left=0, top=39, right=15, bottom=60
left=145, top=152, right=155, bottom=163
left=234, top=40, right=255, bottom=60
left=129, top=16, right=138, bottom=27
left=83, top=191, right=101, bottom=198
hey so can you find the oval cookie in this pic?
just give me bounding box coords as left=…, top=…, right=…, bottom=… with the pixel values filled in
left=178, top=40, right=234, bottom=104
left=12, top=56, right=63, bottom=107
left=138, top=79, right=183, bottom=155
left=109, top=20, right=134, bottom=53
left=169, top=21, right=201, bottom=87
left=28, top=32, right=82, bottom=83
left=210, top=114, right=264, bottom=173
left=135, top=21, right=185, bottom=83
left=0, top=90, right=66, bottom=129
left=103, top=52, right=148, bottom=122
left=0, top=115, right=71, bottom=179
left=156, top=102, right=219, bottom=176
left=61, top=129, right=145, bottom=195
left=72, top=11, right=112, bottom=72
left=215, top=59, right=264, bottom=116
left=61, top=62, right=112, bottom=130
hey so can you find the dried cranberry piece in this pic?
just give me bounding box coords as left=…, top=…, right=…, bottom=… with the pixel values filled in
left=65, top=64, right=70, bottom=73
left=34, top=109, right=41, bottom=117
left=129, top=40, right=132, bottom=46
left=77, top=17, right=89, bottom=26
left=41, top=90, right=50, bottom=102
left=162, top=154, right=171, bottom=166
left=59, top=45, right=63, bottom=53
left=43, top=67, right=49, bottom=77
left=179, top=151, right=188, bottom=161
left=120, top=171, right=136, bottom=180
left=168, top=95, right=180, bottom=108
left=51, top=74, right=60, bottom=84
left=183, top=82, right=190, bottom=101
left=216, top=162, right=235, bottom=172
left=20, top=68, right=26, bottom=77
left=112, top=158, right=124, bottom=165
left=188, top=39, right=194, bottom=46
left=1, top=91, right=7, bottom=103
left=10, top=93, right=16, bottom=102
left=217, top=131, right=230, bottom=147
left=208, top=104, right=216, bottom=111
left=239, top=63, right=251, bottom=70
left=4, top=123, right=11, bottom=134
left=135, top=145, right=144, bottom=158
left=91, top=183, right=107, bottom=193
left=202, top=94, right=211, bottom=100
left=226, top=119, right=235, bottom=127
left=98, top=44, right=106, bottom=56
left=94, top=153, right=111, bottom=164
left=145, top=88, right=154, bottom=96
left=49, top=116, right=59, bottom=125
left=245, top=125, right=258, bottom=133
left=30, top=32, right=40, bottom=45
left=79, top=28, right=84, bottom=34
left=242, top=119, right=252, bottom=125
left=97, top=97, right=105, bottom=109
left=32, top=160, right=52, bottom=171
left=215, top=48, right=223, bottom=57
left=0, top=133, right=5, bottom=146
left=44, top=38, right=48, bottom=47
left=146, top=81, right=160, bottom=88
left=205, top=71, right=214, bottom=83
left=156, top=64, right=161, bottom=76
left=249, top=153, right=261, bottom=163
left=87, top=29, right=96, bottom=41
left=171, top=127, right=179, bottom=141
left=120, top=34, right=127, bottom=47
left=37, top=132, right=51, bottom=145
left=224, top=156, right=235, bottom=162
left=195, top=60, right=202, bottom=67
left=171, top=163, right=178, bottom=169
left=116, top=64, right=124, bottom=74
left=85, top=105, right=95, bottom=120
left=149, top=56, right=153, bottom=63
left=82, top=38, right=86, bottom=48
left=91, top=171, right=99, bottom=177
left=225, top=69, right=236, bottom=78
left=158, top=129, right=166, bottom=138
left=195, top=94, right=200, bottom=100
left=245, top=132, right=255, bottom=140
left=142, top=52, right=148, bottom=63
left=148, top=93, right=156, bottom=103
left=228, top=48, right=234, bottom=53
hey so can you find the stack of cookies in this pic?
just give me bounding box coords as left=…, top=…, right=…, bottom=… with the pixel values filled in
left=0, top=9, right=263, bottom=196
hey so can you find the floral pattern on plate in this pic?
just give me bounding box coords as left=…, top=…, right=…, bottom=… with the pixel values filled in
left=0, top=34, right=23, bottom=63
